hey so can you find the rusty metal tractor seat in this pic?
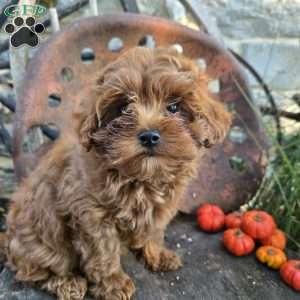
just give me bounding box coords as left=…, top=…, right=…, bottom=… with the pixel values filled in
left=13, top=13, right=268, bottom=213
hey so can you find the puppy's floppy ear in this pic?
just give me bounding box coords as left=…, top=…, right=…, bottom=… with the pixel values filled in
left=74, top=73, right=106, bottom=151
left=191, top=85, right=232, bottom=148
left=73, top=96, right=100, bottom=152
left=78, top=112, right=99, bottom=151
left=198, top=97, right=232, bottom=147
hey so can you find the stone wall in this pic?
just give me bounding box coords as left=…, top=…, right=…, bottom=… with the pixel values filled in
left=202, top=0, right=300, bottom=131
left=204, top=0, right=300, bottom=104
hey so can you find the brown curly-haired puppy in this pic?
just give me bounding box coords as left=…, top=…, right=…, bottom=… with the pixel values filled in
left=3, top=47, right=231, bottom=300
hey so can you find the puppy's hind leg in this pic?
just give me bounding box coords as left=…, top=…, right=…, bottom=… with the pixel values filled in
left=9, top=236, right=86, bottom=300
left=6, top=190, right=80, bottom=295
left=42, top=275, right=88, bottom=300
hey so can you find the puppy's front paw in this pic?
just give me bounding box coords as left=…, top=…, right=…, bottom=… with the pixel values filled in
left=160, top=249, right=183, bottom=271
left=91, top=273, right=135, bottom=300
left=145, top=248, right=182, bottom=272
left=43, top=276, right=88, bottom=300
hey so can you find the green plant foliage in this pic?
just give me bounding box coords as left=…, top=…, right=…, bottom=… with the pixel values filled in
left=250, top=133, right=300, bottom=253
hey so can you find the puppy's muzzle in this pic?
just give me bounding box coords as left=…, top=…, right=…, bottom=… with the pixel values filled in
left=138, top=130, right=161, bottom=148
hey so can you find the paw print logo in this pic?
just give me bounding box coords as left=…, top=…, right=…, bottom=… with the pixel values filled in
left=4, top=16, right=45, bottom=48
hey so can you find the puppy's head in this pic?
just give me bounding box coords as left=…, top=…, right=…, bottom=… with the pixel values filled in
left=79, top=47, right=231, bottom=179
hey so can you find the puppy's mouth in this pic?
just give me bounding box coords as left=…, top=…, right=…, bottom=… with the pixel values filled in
left=143, top=148, right=156, bottom=157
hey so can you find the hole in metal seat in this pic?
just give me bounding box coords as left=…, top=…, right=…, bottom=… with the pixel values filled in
left=108, top=37, right=124, bottom=52
left=61, top=67, right=74, bottom=82
left=138, top=35, right=156, bottom=48
left=81, top=48, right=95, bottom=63
left=48, top=94, right=61, bottom=107
left=22, top=123, right=59, bottom=153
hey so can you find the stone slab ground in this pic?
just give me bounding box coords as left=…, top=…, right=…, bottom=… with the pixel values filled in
left=0, top=214, right=298, bottom=300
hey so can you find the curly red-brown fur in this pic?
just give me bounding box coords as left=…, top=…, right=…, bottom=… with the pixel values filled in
left=3, top=47, right=231, bottom=300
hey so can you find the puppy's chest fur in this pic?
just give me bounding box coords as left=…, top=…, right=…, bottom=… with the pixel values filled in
left=60, top=159, right=183, bottom=248
left=100, top=175, right=179, bottom=246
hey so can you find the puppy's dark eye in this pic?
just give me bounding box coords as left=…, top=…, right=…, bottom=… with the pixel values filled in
left=119, top=103, right=129, bottom=114
left=101, top=99, right=131, bottom=127
left=167, top=103, right=179, bottom=114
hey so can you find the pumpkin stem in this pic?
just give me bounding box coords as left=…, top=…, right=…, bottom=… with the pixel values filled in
left=266, top=248, right=276, bottom=256
left=253, top=215, right=262, bottom=222
left=234, top=229, right=243, bottom=237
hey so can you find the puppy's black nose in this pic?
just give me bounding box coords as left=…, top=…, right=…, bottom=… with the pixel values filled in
left=138, top=130, right=161, bottom=148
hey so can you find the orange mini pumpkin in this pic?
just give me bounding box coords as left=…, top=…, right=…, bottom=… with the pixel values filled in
left=223, top=228, right=255, bottom=256
left=256, top=246, right=287, bottom=269
left=225, top=212, right=243, bottom=229
left=280, top=260, right=300, bottom=292
left=197, top=204, right=225, bottom=232
left=241, top=210, right=276, bottom=239
left=261, top=229, right=287, bottom=250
